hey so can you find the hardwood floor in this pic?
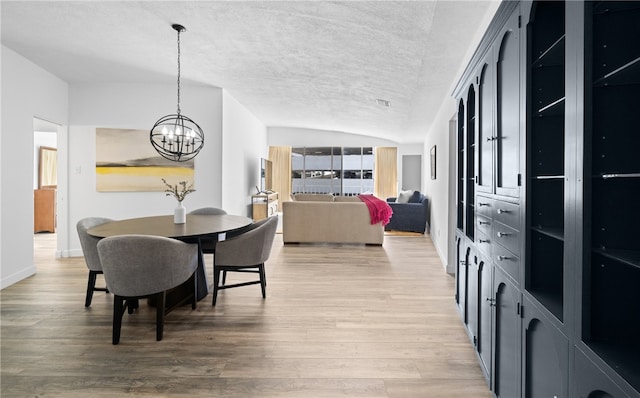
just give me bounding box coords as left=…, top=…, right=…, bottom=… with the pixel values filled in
left=1, top=233, right=492, bottom=397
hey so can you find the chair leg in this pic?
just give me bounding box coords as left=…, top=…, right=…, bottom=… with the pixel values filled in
left=156, top=292, right=166, bottom=341
left=85, top=271, right=97, bottom=307
left=212, top=267, right=221, bottom=306
left=112, top=295, right=126, bottom=345
left=191, top=273, right=197, bottom=310
left=259, top=263, right=266, bottom=299
left=126, top=298, right=139, bottom=314
left=85, top=271, right=109, bottom=307
left=221, top=270, right=227, bottom=286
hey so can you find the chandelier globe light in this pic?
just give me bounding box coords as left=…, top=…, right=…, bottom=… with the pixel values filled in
left=150, top=24, right=204, bottom=162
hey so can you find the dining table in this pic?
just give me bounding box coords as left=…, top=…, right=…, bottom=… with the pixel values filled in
left=87, top=214, right=253, bottom=302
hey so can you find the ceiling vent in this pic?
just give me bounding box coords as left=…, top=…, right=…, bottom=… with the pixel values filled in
left=376, top=99, right=391, bottom=107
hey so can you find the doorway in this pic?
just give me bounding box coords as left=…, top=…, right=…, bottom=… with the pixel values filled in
left=33, top=117, right=59, bottom=258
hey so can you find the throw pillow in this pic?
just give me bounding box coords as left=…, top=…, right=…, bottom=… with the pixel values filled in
left=397, top=190, right=414, bottom=203
left=408, top=191, right=423, bottom=203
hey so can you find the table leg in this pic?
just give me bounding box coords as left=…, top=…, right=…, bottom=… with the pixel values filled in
left=195, top=240, right=208, bottom=301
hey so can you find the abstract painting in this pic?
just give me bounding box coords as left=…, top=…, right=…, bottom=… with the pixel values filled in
left=96, top=128, right=194, bottom=192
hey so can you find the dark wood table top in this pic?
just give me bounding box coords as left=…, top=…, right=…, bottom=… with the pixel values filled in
left=87, top=214, right=252, bottom=239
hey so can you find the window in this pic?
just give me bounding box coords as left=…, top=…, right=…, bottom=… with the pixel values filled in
left=291, top=147, right=373, bottom=196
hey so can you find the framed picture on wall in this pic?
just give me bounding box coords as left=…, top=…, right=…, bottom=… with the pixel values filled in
left=95, top=128, right=195, bottom=192
left=430, top=145, right=436, bottom=180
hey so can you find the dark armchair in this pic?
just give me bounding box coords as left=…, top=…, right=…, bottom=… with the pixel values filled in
left=385, top=191, right=429, bottom=233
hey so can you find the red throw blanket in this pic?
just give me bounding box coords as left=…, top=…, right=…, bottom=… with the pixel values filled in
left=358, top=194, right=393, bottom=226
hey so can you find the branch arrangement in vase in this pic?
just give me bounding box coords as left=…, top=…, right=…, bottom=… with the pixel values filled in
left=161, top=178, right=195, bottom=203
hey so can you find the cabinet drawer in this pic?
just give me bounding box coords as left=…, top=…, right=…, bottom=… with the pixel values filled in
left=477, top=196, right=493, bottom=218
left=493, top=244, right=519, bottom=282
left=493, top=222, right=520, bottom=256
left=476, top=231, right=492, bottom=257
left=493, top=200, right=519, bottom=229
left=477, top=214, right=492, bottom=236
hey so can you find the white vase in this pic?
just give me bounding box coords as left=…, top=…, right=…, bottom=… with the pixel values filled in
left=174, top=202, right=186, bottom=224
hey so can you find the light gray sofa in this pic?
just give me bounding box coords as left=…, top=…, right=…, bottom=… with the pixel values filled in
left=283, top=194, right=384, bottom=245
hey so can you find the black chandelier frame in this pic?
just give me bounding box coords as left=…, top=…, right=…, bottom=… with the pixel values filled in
left=150, top=24, right=204, bottom=162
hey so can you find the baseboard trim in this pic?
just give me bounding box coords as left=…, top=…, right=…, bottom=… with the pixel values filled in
left=1, top=266, right=36, bottom=289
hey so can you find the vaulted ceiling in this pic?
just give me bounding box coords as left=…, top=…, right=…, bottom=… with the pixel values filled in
left=1, top=1, right=498, bottom=143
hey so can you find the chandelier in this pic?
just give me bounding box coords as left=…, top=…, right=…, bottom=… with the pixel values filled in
left=150, top=24, right=204, bottom=162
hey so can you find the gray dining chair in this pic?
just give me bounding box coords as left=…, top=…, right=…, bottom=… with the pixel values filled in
left=188, top=207, right=227, bottom=216
left=188, top=207, right=227, bottom=254
left=97, top=234, right=199, bottom=344
left=76, top=217, right=113, bottom=307
left=212, top=216, right=278, bottom=306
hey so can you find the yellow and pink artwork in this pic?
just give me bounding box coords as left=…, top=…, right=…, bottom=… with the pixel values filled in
left=96, top=128, right=194, bottom=192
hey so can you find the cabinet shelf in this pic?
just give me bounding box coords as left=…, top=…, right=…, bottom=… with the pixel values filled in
left=585, top=341, right=640, bottom=394
left=537, top=97, right=565, bottom=116
left=531, top=226, right=564, bottom=241
left=528, top=288, right=563, bottom=323
left=592, top=248, right=640, bottom=270
left=532, top=35, right=565, bottom=68
left=593, top=56, right=640, bottom=87
left=596, top=172, right=640, bottom=179
left=593, top=4, right=640, bottom=15
left=531, top=175, right=564, bottom=180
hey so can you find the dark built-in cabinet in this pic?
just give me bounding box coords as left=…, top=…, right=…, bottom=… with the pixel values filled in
left=453, top=1, right=639, bottom=397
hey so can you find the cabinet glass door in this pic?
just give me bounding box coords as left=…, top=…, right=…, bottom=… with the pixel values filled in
left=478, top=62, right=494, bottom=194
left=495, top=12, right=521, bottom=198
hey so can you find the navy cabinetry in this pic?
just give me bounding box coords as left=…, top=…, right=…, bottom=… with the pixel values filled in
left=453, top=0, right=639, bottom=397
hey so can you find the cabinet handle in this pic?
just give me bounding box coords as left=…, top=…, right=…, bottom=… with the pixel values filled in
left=478, top=202, right=490, bottom=207
left=497, top=232, right=510, bottom=237
left=486, top=136, right=496, bottom=142
left=497, top=255, right=511, bottom=261
left=486, top=297, right=496, bottom=306
left=479, top=239, right=490, bottom=243
left=497, top=208, right=510, bottom=214
left=479, top=221, right=490, bottom=225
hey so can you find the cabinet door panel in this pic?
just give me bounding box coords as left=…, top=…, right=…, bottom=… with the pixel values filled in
left=455, top=236, right=465, bottom=316
left=494, top=267, right=521, bottom=397
left=495, top=12, right=521, bottom=198
left=574, top=347, right=627, bottom=398
left=523, top=298, right=568, bottom=398
left=478, top=260, right=493, bottom=380
left=467, top=250, right=479, bottom=339
left=478, top=60, right=494, bottom=194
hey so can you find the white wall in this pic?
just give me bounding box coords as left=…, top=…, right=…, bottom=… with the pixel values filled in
left=221, top=90, right=267, bottom=217
left=64, top=83, right=223, bottom=257
left=423, top=2, right=500, bottom=273
left=423, top=100, right=456, bottom=271
left=1, top=45, right=69, bottom=288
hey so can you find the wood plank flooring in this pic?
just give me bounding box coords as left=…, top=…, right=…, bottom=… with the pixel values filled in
left=1, top=233, right=492, bottom=397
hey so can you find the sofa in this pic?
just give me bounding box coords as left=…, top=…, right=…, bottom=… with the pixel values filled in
left=385, top=190, right=429, bottom=233
left=283, top=194, right=384, bottom=245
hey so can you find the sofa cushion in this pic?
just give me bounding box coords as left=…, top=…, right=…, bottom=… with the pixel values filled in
left=408, top=191, right=423, bottom=203
left=397, top=190, right=414, bottom=203
left=291, top=193, right=334, bottom=202
left=333, top=196, right=360, bottom=202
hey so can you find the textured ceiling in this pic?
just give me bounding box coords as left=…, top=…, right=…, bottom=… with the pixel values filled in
left=1, top=1, right=498, bottom=143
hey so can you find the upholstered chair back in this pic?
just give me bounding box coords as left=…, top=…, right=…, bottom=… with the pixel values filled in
left=77, top=217, right=113, bottom=272
left=214, top=216, right=278, bottom=267
left=97, top=235, right=198, bottom=298
left=188, top=207, right=227, bottom=215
